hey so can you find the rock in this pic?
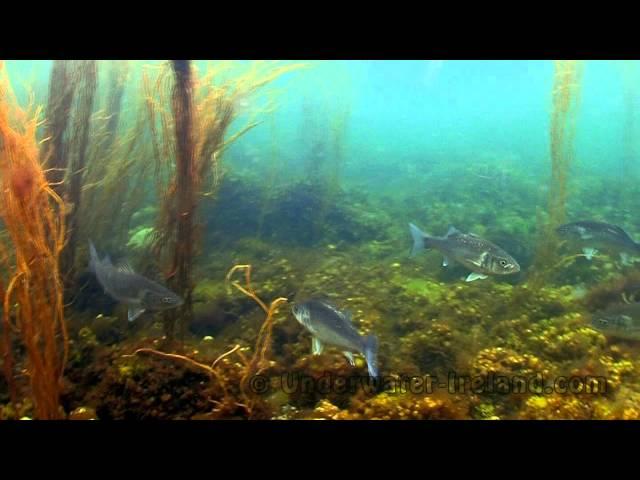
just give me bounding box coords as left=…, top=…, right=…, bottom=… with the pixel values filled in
left=69, top=407, right=98, bottom=420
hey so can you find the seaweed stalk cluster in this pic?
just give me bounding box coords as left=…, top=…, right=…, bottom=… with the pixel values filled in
left=0, top=63, right=68, bottom=419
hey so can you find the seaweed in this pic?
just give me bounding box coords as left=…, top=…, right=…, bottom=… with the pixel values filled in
left=0, top=64, right=68, bottom=419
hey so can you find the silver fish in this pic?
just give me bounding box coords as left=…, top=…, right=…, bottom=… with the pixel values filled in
left=291, top=299, right=378, bottom=377
left=88, top=241, right=183, bottom=321
left=591, top=303, right=640, bottom=341
left=556, top=221, right=640, bottom=264
left=409, top=222, right=520, bottom=282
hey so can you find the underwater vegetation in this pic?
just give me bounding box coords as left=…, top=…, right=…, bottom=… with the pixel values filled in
left=2, top=59, right=640, bottom=420
left=0, top=64, right=68, bottom=419
left=531, top=60, right=584, bottom=286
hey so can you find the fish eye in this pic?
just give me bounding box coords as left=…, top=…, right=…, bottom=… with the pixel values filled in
left=499, top=260, right=508, bottom=267
left=598, top=319, right=608, bottom=325
left=162, top=297, right=173, bottom=303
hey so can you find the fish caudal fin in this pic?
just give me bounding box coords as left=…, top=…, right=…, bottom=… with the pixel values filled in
left=409, top=223, right=430, bottom=257
left=363, top=334, right=379, bottom=378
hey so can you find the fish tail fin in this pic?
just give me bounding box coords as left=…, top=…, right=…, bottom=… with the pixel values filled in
left=363, top=334, right=379, bottom=378
left=88, top=240, right=99, bottom=272
left=409, top=223, right=431, bottom=256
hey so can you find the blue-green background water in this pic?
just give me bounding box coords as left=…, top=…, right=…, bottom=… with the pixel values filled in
left=5, top=60, right=638, bottom=184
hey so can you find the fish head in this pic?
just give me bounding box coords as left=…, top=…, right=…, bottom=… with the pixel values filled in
left=140, top=288, right=184, bottom=311
left=556, top=223, right=590, bottom=240
left=591, top=310, right=633, bottom=334
left=555, top=223, right=577, bottom=236
left=488, top=252, right=520, bottom=275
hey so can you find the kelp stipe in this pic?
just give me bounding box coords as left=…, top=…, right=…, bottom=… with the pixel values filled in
left=144, top=61, right=305, bottom=343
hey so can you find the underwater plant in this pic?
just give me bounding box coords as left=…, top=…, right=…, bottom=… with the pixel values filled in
left=41, top=60, right=78, bottom=198
left=124, top=264, right=287, bottom=419
left=225, top=264, right=288, bottom=409
left=61, top=61, right=97, bottom=283
left=531, top=60, right=584, bottom=285
left=39, top=60, right=99, bottom=284
left=142, top=61, right=305, bottom=341
left=78, top=62, right=153, bottom=255
left=0, top=63, right=68, bottom=419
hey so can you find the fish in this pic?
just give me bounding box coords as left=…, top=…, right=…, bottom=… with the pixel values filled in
left=591, top=302, right=640, bottom=341
left=556, top=221, right=640, bottom=265
left=409, top=222, right=520, bottom=282
left=291, top=298, right=379, bottom=377
left=88, top=240, right=183, bottom=322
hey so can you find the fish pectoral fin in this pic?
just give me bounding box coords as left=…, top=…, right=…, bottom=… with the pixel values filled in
left=128, top=307, right=145, bottom=322
left=468, top=251, right=489, bottom=268
left=466, top=272, right=488, bottom=282
left=620, top=252, right=633, bottom=266
left=442, top=256, right=450, bottom=267
left=343, top=351, right=356, bottom=366
left=312, top=337, right=324, bottom=355
left=582, top=248, right=598, bottom=260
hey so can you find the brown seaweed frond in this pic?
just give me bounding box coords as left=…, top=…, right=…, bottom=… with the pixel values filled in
left=225, top=264, right=288, bottom=409
left=0, top=64, right=69, bottom=419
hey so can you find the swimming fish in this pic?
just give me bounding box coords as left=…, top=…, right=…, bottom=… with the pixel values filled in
left=556, top=221, right=640, bottom=264
left=409, top=222, right=520, bottom=282
left=291, top=298, right=379, bottom=377
left=88, top=241, right=183, bottom=322
left=591, top=302, right=640, bottom=341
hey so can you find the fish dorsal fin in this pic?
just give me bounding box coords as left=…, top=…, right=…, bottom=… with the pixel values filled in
left=117, top=262, right=135, bottom=274
left=605, top=224, right=630, bottom=238
left=446, top=225, right=461, bottom=237
left=468, top=232, right=481, bottom=238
